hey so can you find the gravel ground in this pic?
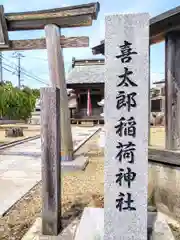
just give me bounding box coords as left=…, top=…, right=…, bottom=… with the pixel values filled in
left=169, top=224, right=180, bottom=240
left=0, top=133, right=104, bottom=240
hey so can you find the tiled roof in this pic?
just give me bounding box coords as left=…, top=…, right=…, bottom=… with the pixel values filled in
left=66, top=59, right=104, bottom=84
left=92, top=40, right=104, bottom=55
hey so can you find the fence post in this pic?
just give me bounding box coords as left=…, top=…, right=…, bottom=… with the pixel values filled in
left=41, top=87, right=61, bottom=236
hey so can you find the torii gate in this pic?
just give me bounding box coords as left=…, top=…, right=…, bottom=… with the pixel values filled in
left=0, top=3, right=99, bottom=162
left=0, top=3, right=100, bottom=236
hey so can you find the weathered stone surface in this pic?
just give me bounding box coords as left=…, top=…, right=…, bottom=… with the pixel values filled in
left=75, top=208, right=104, bottom=240
left=21, top=217, right=80, bottom=240
left=150, top=112, right=165, bottom=126
left=105, top=13, right=149, bottom=239
left=5, top=127, right=24, bottom=137
left=152, top=212, right=175, bottom=240
left=149, top=162, right=180, bottom=224
left=61, top=155, right=89, bottom=171
left=0, top=126, right=99, bottom=217
left=21, top=210, right=175, bottom=240
left=154, top=112, right=165, bottom=126
left=150, top=112, right=156, bottom=126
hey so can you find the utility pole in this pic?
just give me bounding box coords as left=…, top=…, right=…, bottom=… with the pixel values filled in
left=12, top=52, right=25, bottom=88
left=0, top=52, right=3, bottom=83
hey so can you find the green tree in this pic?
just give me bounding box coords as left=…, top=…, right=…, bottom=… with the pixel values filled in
left=0, top=82, right=37, bottom=121
left=32, top=88, right=40, bottom=98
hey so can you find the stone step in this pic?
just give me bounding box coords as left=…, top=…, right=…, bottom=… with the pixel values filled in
left=74, top=208, right=175, bottom=240
left=74, top=207, right=104, bottom=240
left=21, top=217, right=80, bottom=240
left=21, top=209, right=175, bottom=239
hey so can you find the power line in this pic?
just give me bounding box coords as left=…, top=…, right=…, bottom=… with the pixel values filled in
left=19, top=64, right=49, bottom=85
left=2, top=62, right=16, bottom=74
left=21, top=70, right=49, bottom=85
left=2, top=61, right=49, bottom=86
left=12, top=52, right=25, bottom=88
left=1, top=55, right=49, bottom=86
left=2, top=54, right=48, bottom=83
left=2, top=64, right=49, bottom=86
left=21, top=65, right=48, bottom=83
left=2, top=53, right=70, bottom=81
left=2, top=66, right=15, bottom=74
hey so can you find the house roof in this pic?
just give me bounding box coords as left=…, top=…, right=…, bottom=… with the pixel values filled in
left=92, top=6, right=180, bottom=55
left=92, top=40, right=104, bottom=55
left=66, top=58, right=104, bottom=84
left=153, top=80, right=165, bottom=84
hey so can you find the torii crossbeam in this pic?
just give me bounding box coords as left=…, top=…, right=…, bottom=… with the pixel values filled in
left=0, top=2, right=100, bottom=237
left=0, top=2, right=100, bottom=50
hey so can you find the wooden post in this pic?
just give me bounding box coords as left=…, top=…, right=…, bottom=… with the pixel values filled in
left=0, top=5, right=9, bottom=48
left=41, top=87, right=61, bottom=235
left=149, top=47, right=151, bottom=146
left=165, top=32, right=180, bottom=150
left=45, top=24, right=73, bottom=161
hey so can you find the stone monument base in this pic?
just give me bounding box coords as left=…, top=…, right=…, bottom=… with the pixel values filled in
left=21, top=208, right=175, bottom=240
left=61, top=155, right=89, bottom=171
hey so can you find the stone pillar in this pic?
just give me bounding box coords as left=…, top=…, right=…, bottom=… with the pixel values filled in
left=105, top=13, right=149, bottom=239
left=45, top=24, right=73, bottom=161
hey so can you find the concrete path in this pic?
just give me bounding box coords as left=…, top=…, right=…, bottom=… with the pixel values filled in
left=0, top=126, right=99, bottom=216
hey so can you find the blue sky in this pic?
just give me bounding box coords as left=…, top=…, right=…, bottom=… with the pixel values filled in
left=0, top=0, right=180, bottom=88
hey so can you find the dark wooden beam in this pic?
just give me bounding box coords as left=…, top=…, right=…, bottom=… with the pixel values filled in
left=148, top=147, right=180, bottom=166
left=72, top=58, right=104, bottom=67
left=7, top=15, right=93, bottom=31
left=66, top=83, right=104, bottom=89
left=1, top=36, right=89, bottom=51
left=165, top=32, right=180, bottom=150
left=92, top=41, right=104, bottom=55
left=92, top=6, right=180, bottom=55
left=150, top=6, right=180, bottom=44
left=5, top=2, right=100, bottom=31
left=0, top=6, right=9, bottom=48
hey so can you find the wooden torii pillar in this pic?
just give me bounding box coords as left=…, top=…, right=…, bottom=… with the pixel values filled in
left=0, top=3, right=100, bottom=161
left=165, top=32, right=180, bottom=150
left=0, top=3, right=100, bottom=236
left=45, top=25, right=74, bottom=162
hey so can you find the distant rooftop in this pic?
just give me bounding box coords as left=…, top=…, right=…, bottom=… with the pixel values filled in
left=153, top=80, right=165, bottom=84
left=66, top=58, right=104, bottom=84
